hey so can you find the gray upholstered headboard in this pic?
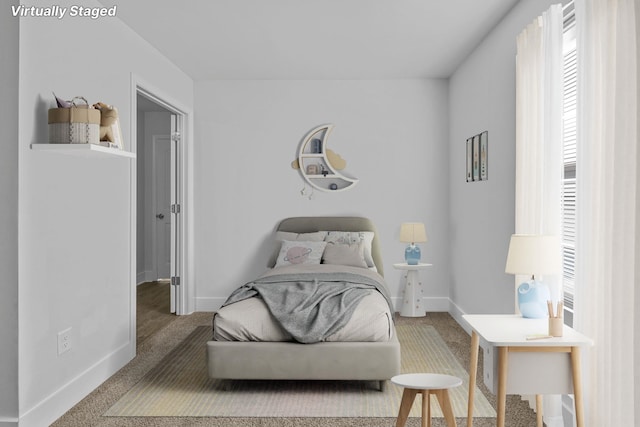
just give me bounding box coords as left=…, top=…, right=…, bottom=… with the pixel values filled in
left=274, top=216, right=384, bottom=277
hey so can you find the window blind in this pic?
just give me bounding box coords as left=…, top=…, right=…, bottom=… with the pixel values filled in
left=562, top=20, right=577, bottom=314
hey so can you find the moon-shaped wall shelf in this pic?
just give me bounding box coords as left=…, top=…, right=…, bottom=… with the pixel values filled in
left=292, top=124, right=359, bottom=192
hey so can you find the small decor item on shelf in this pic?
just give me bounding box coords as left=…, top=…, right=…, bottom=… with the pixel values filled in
left=311, top=138, right=322, bottom=153
left=306, top=164, right=319, bottom=175
left=399, top=222, right=427, bottom=265
left=93, top=102, right=124, bottom=150
left=48, top=95, right=100, bottom=144
left=53, top=92, right=72, bottom=108
left=548, top=300, right=564, bottom=337
left=329, top=183, right=338, bottom=190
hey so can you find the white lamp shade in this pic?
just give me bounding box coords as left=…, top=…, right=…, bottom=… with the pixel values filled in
left=399, top=223, right=427, bottom=243
left=505, top=234, right=561, bottom=275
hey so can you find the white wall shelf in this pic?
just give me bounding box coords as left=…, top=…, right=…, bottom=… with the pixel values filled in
left=295, top=124, right=358, bottom=192
left=30, top=143, right=136, bottom=159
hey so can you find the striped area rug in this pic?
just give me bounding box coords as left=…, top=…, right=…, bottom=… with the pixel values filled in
left=104, top=324, right=495, bottom=418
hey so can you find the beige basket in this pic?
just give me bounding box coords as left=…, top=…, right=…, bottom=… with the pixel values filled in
left=48, top=96, right=100, bottom=144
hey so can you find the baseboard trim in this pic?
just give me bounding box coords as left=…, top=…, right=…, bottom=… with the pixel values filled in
left=422, top=297, right=450, bottom=312
left=136, top=271, right=155, bottom=285
left=448, top=299, right=471, bottom=334
left=195, top=297, right=227, bottom=312
left=18, top=341, right=134, bottom=427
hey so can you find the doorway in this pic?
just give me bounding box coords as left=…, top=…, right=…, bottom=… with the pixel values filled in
left=136, top=92, right=183, bottom=316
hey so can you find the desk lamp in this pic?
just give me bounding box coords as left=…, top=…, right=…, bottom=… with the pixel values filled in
left=505, top=234, right=561, bottom=318
left=400, top=223, right=427, bottom=265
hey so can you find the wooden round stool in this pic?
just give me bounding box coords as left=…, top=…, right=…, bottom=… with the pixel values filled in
left=391, top=373, right=462, bottom=427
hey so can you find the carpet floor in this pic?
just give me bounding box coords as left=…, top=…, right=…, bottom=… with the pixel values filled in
left=52, top=312, right=538, bottom=426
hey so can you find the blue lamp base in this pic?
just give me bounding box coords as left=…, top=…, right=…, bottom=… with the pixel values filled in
left=405, top=244, right=421, bottom=265
left=517, top=280, right=551, bottom=318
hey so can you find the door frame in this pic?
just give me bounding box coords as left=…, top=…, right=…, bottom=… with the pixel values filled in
left=130, top=73, right=194, bottom=325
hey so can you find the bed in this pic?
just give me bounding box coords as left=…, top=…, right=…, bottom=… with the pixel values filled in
left=206, top=216, right=401, bottom=390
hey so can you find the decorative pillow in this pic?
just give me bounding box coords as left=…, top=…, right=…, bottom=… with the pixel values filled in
left=322, top=242, right=368, bottom=268
left=274, top=240, right=327, bottom=267
left=325, top=231, right=375, bottom=268
left=268, top=232, right=328, bottom=268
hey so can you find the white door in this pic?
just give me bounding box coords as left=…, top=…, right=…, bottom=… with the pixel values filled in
left=150, top=117, right=181, bottom=314
left=152, top=136, right=172, bottom=281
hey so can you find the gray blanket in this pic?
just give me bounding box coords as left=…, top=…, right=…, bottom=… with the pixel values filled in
left=222, top=264, right=393, bottom=344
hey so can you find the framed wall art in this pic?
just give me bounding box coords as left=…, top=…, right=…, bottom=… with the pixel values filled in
left=480, top=131, right=488, bottom=180
left=466, top=138, right=473, bottom=182
left=465, top=130, right=488, bottom=182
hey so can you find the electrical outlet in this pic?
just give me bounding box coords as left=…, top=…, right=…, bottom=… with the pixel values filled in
left=57, top=327, right=72, bottom=355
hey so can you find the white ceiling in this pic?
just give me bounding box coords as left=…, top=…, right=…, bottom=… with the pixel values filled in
left=102, top=0, right=520, bottom=80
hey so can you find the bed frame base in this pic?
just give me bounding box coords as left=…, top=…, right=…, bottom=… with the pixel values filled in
left=207, top=216, right=401, bottom=389
left=207, top=331, right=400, bottom=389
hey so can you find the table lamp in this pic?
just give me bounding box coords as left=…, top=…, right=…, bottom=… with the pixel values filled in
left=505, top=234, right=561, bottom=318
left=400, top=223, right=427, bottom=265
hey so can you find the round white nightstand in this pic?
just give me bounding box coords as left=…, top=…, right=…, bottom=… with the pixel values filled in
left=391, top=373, right=462, bottom=427
left=393, top=263, right=432, bottom=317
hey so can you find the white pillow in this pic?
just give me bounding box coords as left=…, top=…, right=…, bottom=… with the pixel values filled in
left=322, top=242, right=368, bottom=268
left=274, top=240, right=327, bottom=267
left=325, top=231, right=375, bottom=268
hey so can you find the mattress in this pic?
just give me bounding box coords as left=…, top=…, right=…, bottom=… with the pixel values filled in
left=214, top=289, right=393, bottom=342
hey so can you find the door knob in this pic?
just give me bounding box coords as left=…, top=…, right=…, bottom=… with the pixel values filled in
left=156, top=213, right=165, bottom=219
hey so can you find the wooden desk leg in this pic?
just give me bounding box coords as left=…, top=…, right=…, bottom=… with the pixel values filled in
left=422, top=391, right=430, bottom=427
left=396, top=388, right=418, bottom=427
left=535, top=394, right=543, bottom=427
left=571, top=347, right=585, bottom=427
left=467, top=331, right=479, bottom=427
left=435, top=389, right=456, bottom=427
left=497, top=347, right=508, bottom=427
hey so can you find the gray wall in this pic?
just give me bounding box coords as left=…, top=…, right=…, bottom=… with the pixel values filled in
left=15, top=0, right=194, bottom=424
left=193, top=79, right=451, bottom=311
left=0, top=1, right=19, bottom=424
left=448, top=0, right=561, bottom=318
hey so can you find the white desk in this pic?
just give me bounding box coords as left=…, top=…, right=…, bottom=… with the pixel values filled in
left=393, top=263, right=432, bottom=317
left=463, top=314, right=593, bottom=427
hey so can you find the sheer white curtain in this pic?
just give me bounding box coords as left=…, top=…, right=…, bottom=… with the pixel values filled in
left=515, top=5, right=563, bottom=300
left=574, top=0, right=638, bottom=425
left=514, top=6, right=564, bottom=425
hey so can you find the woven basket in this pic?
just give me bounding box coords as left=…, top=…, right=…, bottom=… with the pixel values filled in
left=48, top=96, right=100, bottom=144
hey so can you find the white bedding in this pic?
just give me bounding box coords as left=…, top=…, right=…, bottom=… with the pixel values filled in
left=214, top=289, right=393, bottom=342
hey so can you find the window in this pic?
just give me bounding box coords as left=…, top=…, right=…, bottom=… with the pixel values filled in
left=561, top=4, right=577, bottom=325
